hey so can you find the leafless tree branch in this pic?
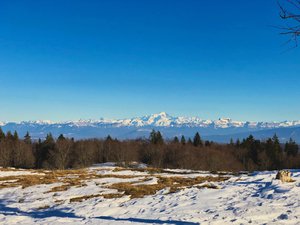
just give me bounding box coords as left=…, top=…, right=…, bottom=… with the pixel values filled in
left=279, top=0, right=300, bottom=47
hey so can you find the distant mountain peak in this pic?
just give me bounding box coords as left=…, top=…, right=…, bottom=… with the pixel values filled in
left=1, top=113, right=300, bottom=129
left=1, top=113, right=300, bottom=142
left=156, top=112, right=169, bottom=117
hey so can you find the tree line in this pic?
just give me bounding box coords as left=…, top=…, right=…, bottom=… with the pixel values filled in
left=0, top=128, right=299, bottom=171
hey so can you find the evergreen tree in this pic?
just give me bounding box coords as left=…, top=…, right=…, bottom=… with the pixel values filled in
left=106, top=135, right=113, bottom=141
left=6, top=131, right=13, bottom=141
left=51, top=134, right=71, bottom=169
left=102, top=135, right=113, bottom=163
left=45, top=133, right=55, bottom=145
left=243, top=135, right=260, bottom=165
left=181, top=135, right=186, bottom=145
left=285, top=138, right=299, bottom=157
left=0, top=128, right=5, bottom=142
left=188, top=138, right=193, bottom=145
left=13, top=131, right=19, bottom=141
left=37, top=133, right=55, bottom=168
left=149, top=130, right=164, bottom=145
left=235, top=139, right=241, bottom=148
left=58, top=134, right=66, bottom=141
left=265, top=137, right=274, bottom=162
left=193, top=132, right=203, bottom=147
left=229, top=138, right=234, bottom=146
left=150, top=130, right=157, bottom=144
left=173, top=136, right=179, bottom=143
left=24, top=132, right=31, bottom=145
left=155, top=131, right=164, bottom=145
left=273, top=134, right=282, bottom=168
left=264, top=134, right=283, bottom=169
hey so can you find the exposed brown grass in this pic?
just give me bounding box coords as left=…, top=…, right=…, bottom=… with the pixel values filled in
left=36, top=205, right=50, bottom=210
left=91, top=174, right=139, bottom=179
left=0, top=168, right=26, bottom=172
left=0, top=169, right=89, bottom=189
left=0, top=168, right=142, bottom=191
left=70, top=194, right=103, bottom=202
left=113, top=167, right=163, bottom=174
left=196, top=183, right=220, bottom=189
left=48, top=184, right=70, bottom=193
left=110, top=182, right=162, bottom=198
left=0, top=167, right=230, bottom=204
left=69, top=192, right=125, bottom=203
left=54, top=199, right=65, bottom=204
left=102, top=193, right=125, bottom=199
left=109, top=175, right=229, bottom=199
left=113, top=167, right=206, bottom=175
left=0, top=175, right=58, bottom=189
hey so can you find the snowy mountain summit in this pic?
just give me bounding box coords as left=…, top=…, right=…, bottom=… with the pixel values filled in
left=1, top=112, right=300, bottom=141
left=1, top=112, right=300, bottom=129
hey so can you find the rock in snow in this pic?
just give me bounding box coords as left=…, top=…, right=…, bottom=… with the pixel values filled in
left=276, top=170, right=295, bottom=183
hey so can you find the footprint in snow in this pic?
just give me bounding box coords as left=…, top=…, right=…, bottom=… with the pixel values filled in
left=278, top=214, right=288, bottom=220
left=213, top=214, right=219, bottom=219
left=257, top=202, right=263, bottom=206
left=204, top=209, right=216, bottom=214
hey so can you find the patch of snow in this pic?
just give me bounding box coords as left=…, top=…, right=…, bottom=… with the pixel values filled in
left=1, top=167, right=300, bottom=224
left=0, top=170, right=44, bottom=177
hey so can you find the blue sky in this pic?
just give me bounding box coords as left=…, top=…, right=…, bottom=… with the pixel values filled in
left=0, top=0, right=299, bottom=122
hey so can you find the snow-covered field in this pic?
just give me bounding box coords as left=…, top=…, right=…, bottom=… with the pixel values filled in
left=0, top=164, right=299, bottom=225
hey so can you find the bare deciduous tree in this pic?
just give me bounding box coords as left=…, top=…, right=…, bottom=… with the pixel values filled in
left=50, top=138, right=72, bottom=169
left=279, top=0, right=300, bottom=46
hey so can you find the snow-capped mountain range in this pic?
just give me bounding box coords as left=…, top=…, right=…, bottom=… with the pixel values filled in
left=1, top=112, right=300, bottom=142
left=2, top=112, right=300, bottom=129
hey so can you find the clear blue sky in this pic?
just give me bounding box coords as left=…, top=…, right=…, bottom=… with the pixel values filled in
left=0, top=0, right=299, bottom=122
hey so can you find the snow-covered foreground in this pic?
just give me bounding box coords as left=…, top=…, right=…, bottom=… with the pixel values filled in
left=0, top=164, right=299, bottom=225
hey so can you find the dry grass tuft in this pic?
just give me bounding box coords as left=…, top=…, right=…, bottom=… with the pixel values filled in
left=0, top=175, right=58, bottom=189
left=196, top=183, right=220, bottom=189
left=113, top=167, right=163, bottom=174
left=36, top=205, right=50, bottom=210
left=0, top=169, right=141, bottom=191
left=102, top=193, right=125, bottom=199
left=110, top=182, right=164, bottom=198
left=0, top=168, right=25, bottom=172
left=91, top=174, right=139, bottom=179
left=113, top=167, right=206, bottom=175
left=48, top=184, right=70, bottom=193
left=0, top=167, right=230, bottom=203
left=109, top=175, right=229, bottom=199
left=54, top=199, right=65, bottom=204
left=70, top=192, right=125, bottom=203
left=70, top=194, right=103, bottom=203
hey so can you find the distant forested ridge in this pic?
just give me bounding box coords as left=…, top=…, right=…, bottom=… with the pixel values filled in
left=0, top=128, right=299, bottom=171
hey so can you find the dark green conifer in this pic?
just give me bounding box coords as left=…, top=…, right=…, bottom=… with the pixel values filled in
left=193, top=132, right=203, bottom=147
